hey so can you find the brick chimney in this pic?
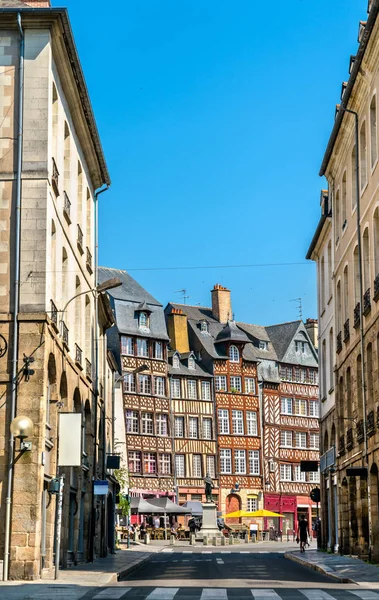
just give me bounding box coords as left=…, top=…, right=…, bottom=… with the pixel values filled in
left=211, top=284, right=232, bottom=323
left=167, top=307, right=189, bottom=354
left=21, top=1, right=51, bottom=6
left=305, top=318, right=318, bottom=349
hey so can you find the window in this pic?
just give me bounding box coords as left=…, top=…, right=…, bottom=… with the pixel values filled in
left=188, top=356, right=195, bottom=370
left=176, top=454, right=185, bottom=477
left=280, top=430, right=293, bottom=447
left=281, top=397, right=292, bottom=415
left=294, top=368, right=301, bottom=382
left=193, top=454, right=202, bottom=478
left=123, top=373, right=136, bottom=393
left=215, top=375, right=227, bottom=392
left=352, top=145, right=357, bottom=209
left=220, top=449, right=232, bottom=474
left=279, top=366, right=287, bottom=380
left=249, top=450, right=260, bottom=475
left=360, top=121, right=367, bottom=190
left=171, top=378, right=181, bottom=398
left=128, top=451, right=141, bottom=473
left=175, top=416, right=184, bottom=438
left=137, top=338, right=148, bottom=357
left=232, top=410, right=244, bottom=434
left=200, top=320, right=209, bottom=333
left=189, top=417, right=199, bottom=439
left=201, top=381, right=211, bottom=400
left=309, top=401, right=319, bottom=417
left=334, top=189, right=340, bottom=241
left=218, top=409, right=229, bottom=434
left=206, top=455, right=216, bottom=478
left=188, top=380, right=197, bottom=399
left=280, top=464, right=292, bottom=481
left=286, top=367, right=292, bottom=381
left=246, top=411, right=258, bottom=436
left=234, top=449, right=246, bottom=474
left=294, top=465, right=306, bottom=482
left=300, top=368, right=307, bottom=383
left=173, top=353, right=180, bottom=368
left=143, top=452, right=156, bottom=474
left=309, top=471, right=320, bottom=483
left=155, top=342, right=163, bottom=359
left=154, top=376, right=165, bottom=396
left=126, top=410, right=139, bottom=434
left=156, top=413, right=168, bottom=436
left=121, top=336, right=133, bottom=355
left=245, top=378, right=256, bottom=394
left=309, top=370, right=316, bottom=385
left=159, top=453, right=171, bottom=474
left=310, top=433, right=319, bottom=449
left=294, top=399, right=307, bottom=416
left=139, top=374, right=151, bottom=395
left=230, top=376, right=242, bottom=392
left=203, top=418, right=212, bottom=440
left=142, top=412, right=154, bottom=434
left=295, top=432, right=307, bottom=449
left=342, top=171, right=347, bottom=229
left=371, top=95, right=378, bottom=167
left=247, top=497, right=258, bottom=512
left=229, top=345, right=239, bottom=362
left=259, top=340, right=268, bottom=350
left=139, top=312, right=149, bottom=328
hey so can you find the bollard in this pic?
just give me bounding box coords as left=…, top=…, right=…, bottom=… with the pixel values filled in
left=245, top=534, right=249, bottom=544
left=252, top=533, right=256, bottom=543
left=228, top=535, right=233, bottom=545
left=170, top=535, right=175, bottom=546
left=190, top=533, right=195, bottom=546
left=134, top=532, right=139, bottom=542
left=221, top=536, right=226, bottom=546
left=203, top=536, right=208, bottom=546
left=144, top=533, right=150, bottom=545
left=213, top=536, right=217, bottom=546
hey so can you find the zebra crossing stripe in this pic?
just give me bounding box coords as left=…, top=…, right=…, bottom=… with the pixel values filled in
left=200, top=589, right=227, bottom=599
left=250, top=590, right=281, bottom=599
left=298, top=590, right=340, bottom=600
left=92, top=589, right=131, bottom=599
left=145, top=588, right=179, bottom=599
left=350, top=592, right=379, bottom=599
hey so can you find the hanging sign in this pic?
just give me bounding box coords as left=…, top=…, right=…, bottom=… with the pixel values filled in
left=58, top=413, right=82, bottom=467
left=94, top=480, right=108, bottom=495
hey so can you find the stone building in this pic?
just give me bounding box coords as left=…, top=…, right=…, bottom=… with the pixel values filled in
left=309, top=0, right=379, bottom=558
left=99, top=268, right=175, bottom=504
left=0, top=0, right=115, bottom=579
left=307, top=190, right=338, bottom=550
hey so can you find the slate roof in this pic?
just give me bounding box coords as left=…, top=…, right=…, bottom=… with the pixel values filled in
left=98, top=267, right=161, bottom=306
left=215, top=320, right=251, bottom=344
left=265, top=321, right=302, bottom=361
left=237, top=322, right=278, bottom=362
left=167, top=351, right=212, bottom=378
left=265, top=320, right=318, bottom=367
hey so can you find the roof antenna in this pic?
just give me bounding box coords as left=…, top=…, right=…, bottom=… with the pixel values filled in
left=290, top=297, right=303, bottom=320
left=174, top=289, right=190, bottom=304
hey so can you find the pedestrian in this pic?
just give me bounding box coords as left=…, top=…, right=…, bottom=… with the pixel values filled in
left=154, top=516, right=160, bottom=529
left=297, top=515, right=309, bottom=553
left=170, top=524, right=178, bottom=539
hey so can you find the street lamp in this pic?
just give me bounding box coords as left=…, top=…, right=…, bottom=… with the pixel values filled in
left=10, top=415, right=33, bottom=452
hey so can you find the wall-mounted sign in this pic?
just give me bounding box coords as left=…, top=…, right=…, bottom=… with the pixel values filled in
left=94, top=480, right=108, bottom=496
left=58, top=413, right=82, bottom=467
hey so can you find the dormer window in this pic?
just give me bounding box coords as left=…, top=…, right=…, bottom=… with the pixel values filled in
left=200, top=320, right=209, bottom=333
left=173, top=353, right=180, bottom=369
left=229, top=345, right=239, bottom=363
left=139, top=312, right=149, bottom=328
left=188, top=356, right=195, bottom=370
left=259, top=341, right=268, bottom=351
left=295, top=341, right=306, bottom=353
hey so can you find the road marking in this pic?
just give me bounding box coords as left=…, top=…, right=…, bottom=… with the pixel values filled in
left=299, top=591, right=340, bottom=600
left=259, top=550, right=269, bottom=553
left=240, top=551, right=250, bottom=553
left=146, top=588, right=179, bottom=599
left=202, top=550, right=212, bottom=554
left=200, top=589, right=227, bottom=599
left=93, top=589, right=131, bottom=599
left=182, top=551, right=193, bottom=553
left=216, top=558, right=224, bottom=564
left=350, top=592, right=379, bottom=599
left=250, top=591, right=281, bottom=599
left=162, top=548, right=173, bottom=553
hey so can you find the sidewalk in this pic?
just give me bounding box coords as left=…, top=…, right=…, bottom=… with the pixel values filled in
left=285, top=548, right=379, bottom=586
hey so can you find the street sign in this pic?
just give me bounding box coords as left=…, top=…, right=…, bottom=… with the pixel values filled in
left=94, top=480, right=108, bottom=495
left=310, top=488, right=321, bottom=503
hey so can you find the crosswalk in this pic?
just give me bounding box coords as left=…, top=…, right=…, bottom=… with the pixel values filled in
left=160, top=550, right=286, bottom=554
left=85, top=588, right=379, bottom=600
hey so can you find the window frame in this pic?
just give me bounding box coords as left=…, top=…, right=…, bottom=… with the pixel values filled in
left=229, top=345, right=239, bottom=363
left=141, top=412, right=154, bottom=434
left=220, top=448, right=232, bottom=474
left=234, top=449, right=246, bottom=474
left=174, top=416, right=184, bottom=438
left=246, top=411, right=258, bottom=436
left=188, top=416, right=199, bottom=439
left=249, top=450, right=260, bottom=475
left=218, top=409, right=230, bottom=434
left=232, top=409, right=244, bottom=435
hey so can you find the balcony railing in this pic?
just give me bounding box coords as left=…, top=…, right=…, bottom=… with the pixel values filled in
left=75, top=344, right=83, bottom=368
left=77, top=224, right=84, bottom=253
left=363, top=288, right=371, bottom=316
left=63, top=191, right=71, bottom=223
left=336, top=331, right=342, bottom=353
left=356, top=419, right=365, bottom=444
left=346, top=427, right=353, bottom=450
left=62, top=321, right=69, bottom=348
left=86, top=247, right=93, bottom=274
left=367, top=410, right=375, bottom=437
left=52, top=158, right=59, bottom=195
left=86, top=359, right=92, bottom=380
left=50, top=299, right=58, bottom=328
left=354, top=302, right=360, bottom=328
left=343, top=319, right=350, bottom=342
left=339, top=434, right=345, bottom=455
left=374, top=274, right=379, bottom=301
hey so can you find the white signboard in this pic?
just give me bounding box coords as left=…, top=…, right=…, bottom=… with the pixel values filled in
left=58, top=413, right=82, bottom=467
left=94, top=480, right=109, bottom=496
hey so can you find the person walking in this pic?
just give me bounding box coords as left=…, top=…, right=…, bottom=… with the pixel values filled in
left=297, top=515, right=309, bottom=553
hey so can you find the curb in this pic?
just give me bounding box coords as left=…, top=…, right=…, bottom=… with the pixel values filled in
left=114, top=553, right=154, bottom=583
left=284, top=552, right=353, bottom=584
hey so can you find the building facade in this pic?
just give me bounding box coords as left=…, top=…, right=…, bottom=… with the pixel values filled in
left=309, top=0, right=379, bottom=558
left=0, top=0, right=115, bottom=579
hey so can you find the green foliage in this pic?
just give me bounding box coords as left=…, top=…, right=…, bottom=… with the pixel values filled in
left=114, top=465, right=130, bottom=517
left=118, top=494, right=130, bottom=518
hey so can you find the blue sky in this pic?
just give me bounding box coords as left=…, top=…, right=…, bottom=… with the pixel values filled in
left=61, top=0, right=365, bottom=325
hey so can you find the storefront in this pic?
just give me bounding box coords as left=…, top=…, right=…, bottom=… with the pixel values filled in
left=264, top=494, right=296, bottom=533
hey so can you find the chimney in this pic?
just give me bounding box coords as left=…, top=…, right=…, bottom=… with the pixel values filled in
left=167, top=307, right=189, bottom=354
left=211, top=284, right=232, bottom=323
left=21, top=1, right=51, bottom=6
left=305, top=318, right=318, bottom=350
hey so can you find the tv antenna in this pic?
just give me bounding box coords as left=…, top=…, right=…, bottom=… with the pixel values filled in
left=290, top=297, right=303, bottom=320
left=174, top=289, right=190, bottom=304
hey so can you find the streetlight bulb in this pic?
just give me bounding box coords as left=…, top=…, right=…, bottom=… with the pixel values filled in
left=10, top=415, right=33, bottom=439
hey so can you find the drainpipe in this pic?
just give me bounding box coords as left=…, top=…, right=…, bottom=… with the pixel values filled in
left=3, top=13, right=24, bottom=582
left=90, top=184, right=109, bottom=562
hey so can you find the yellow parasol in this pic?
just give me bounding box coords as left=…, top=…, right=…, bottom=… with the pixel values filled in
left=248, top=509, right=284, bottom=518
left=222, top=510, right=258, bottom=518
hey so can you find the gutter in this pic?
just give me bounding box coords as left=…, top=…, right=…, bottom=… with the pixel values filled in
left=319, top=0, right=379, bottom=176
left=305, top=214, right=327, bottom=260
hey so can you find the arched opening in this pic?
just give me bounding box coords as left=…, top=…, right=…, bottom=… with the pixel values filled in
left=320, top=256, right=325, bottom=312
left=367, top=343, right=373, bottom=411
left=352, top=145, right=357, bottom=209
left=321, top=339, right=326, bottom=399
left=323, top=430, right=329, bottom=454
left=340, top=478, right=349, bottom=554
left=59, top=371, right=68, bottom=405
left=349, top=476, right=359, bottom=551
left=225, top=493, right=241, bottom=524
left=47, top=353, right=56, bottom=425
left=343, top=265, right=349, bottom=326
left=353, top=246, right=360, bottom=305
left=371, top=94, right=378, bottom=167
left=360, top=122, right=367, bottom=190
left=363, top=228, right=370, bottom=293
left=346, top=367, right=352, bottom=421
left=327, top=241, right=332, bottom=300
left=370, top=464, right=379, bottom=557
left=336, top=280, right=341, bottom=334
left=342, top=171, right=347, bottom=228
left=329, top=328, right=334, bottom=392
left=359, top=477, right=369, bottom=550
left=357, top=354, right=362, bottom=419
left=107, top=493, right=115, bottom=553
left=335, top=189, right=340, bottom=241
left=338, top=377, right=344, bottom=433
